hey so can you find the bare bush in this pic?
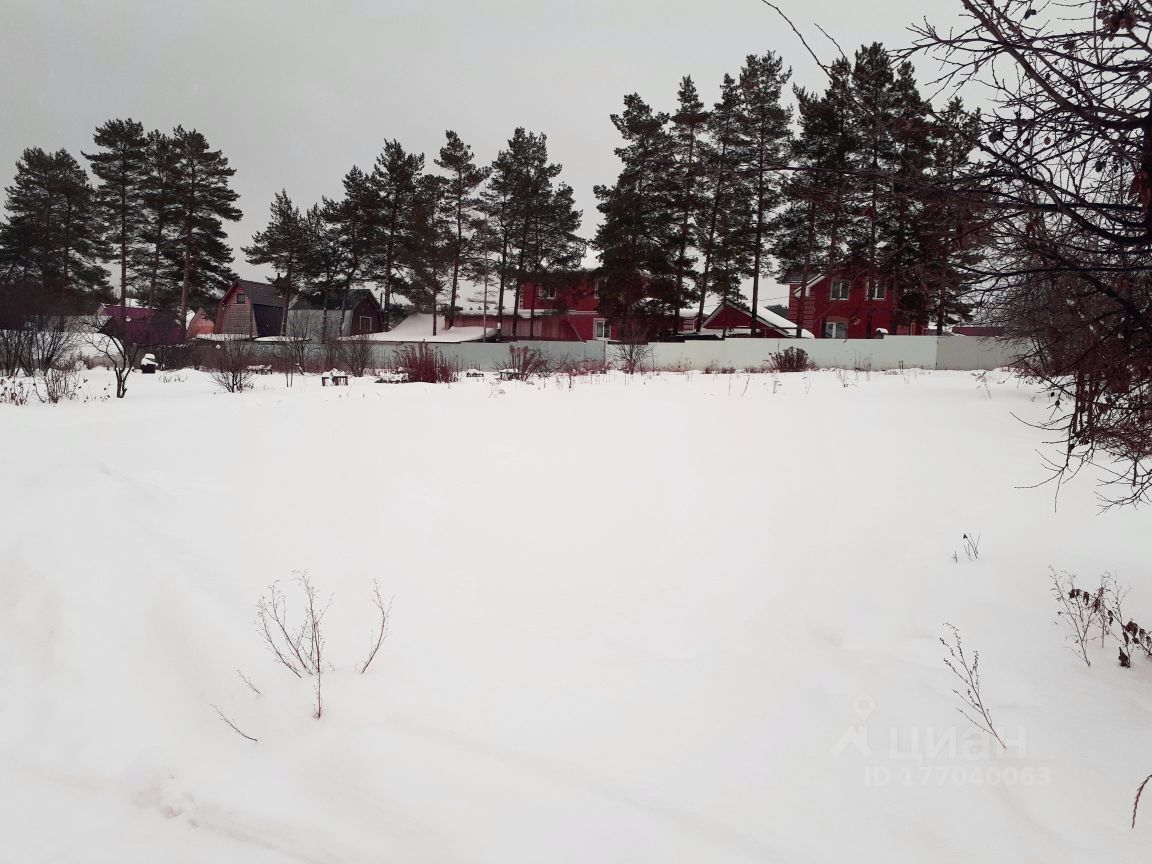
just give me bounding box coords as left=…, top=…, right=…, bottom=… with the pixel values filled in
left=32, top=363, right=83, bottom=404
left=209, top=340, right=256, bottom=393
left=359, top=580, right=392, bottom=674
left=394, top=343, right=457, bottom=383
left=256, top=575, right=329, bottom=719
left=339, top=336, right=374, bottom=377
left=941, top=623, right=1006, bottom=750
left=211, top=704, right=258, bottom=743
left=769, top=346, right=815, bottom=372
left=506, top=346, right=552, bottom=381
left=1051, top=569, right=1109, bottom=667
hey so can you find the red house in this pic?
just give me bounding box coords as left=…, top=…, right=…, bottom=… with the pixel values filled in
left=678, top=300, right=809, bottom=338
left=785, top=270, right=927, bottom=339
left=453, top=272, right=618, bottom=341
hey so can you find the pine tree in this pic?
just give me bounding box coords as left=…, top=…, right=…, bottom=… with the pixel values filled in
left=403, top=173, right=453, bottom=334
left=302, top=202, right=343, bottom=340
left=668, top=76, right=710, bottom=328
left=735, top=52, right=792, bottom=335
left=243, top=190, right=311, bottom=334
left=434, top=131, right=489, bottom=329
left=523, top=180, right=584, bottom=338
left=322, top=165, right=378, bottom=334
left=916, top=98, right=983, bottom=333
left=372, top=140, right=424, bottom=330
left=134, top=130, right=180, bottom=306
left=592, top=94, right=677, bottom=330
left=489, top=128, right=568, bottom=339
left=772, top=59, right=858, bottom=336
left=0, top=147, right=108, bottom=303
left=85, top=119, right=148, bottom=312
left=694, top=74, right=751, bottom=330
left=169, top=126, right=241, bottom=333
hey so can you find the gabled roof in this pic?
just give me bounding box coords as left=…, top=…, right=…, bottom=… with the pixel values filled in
left=699, top=299, right=814, bottom=338
left=231, top=279, right=284, bottom=308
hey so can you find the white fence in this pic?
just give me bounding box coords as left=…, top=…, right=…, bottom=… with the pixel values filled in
left=648, top=335, right=1026, bottom=372
left=237, top=335, right=1025, bottom=373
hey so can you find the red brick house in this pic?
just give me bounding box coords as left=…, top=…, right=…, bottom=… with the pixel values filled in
left=214, top=280, right=285, bottom=338
left=785, top=270, right=927, bottom=339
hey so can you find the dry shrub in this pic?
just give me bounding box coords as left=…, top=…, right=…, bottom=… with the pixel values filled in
left=209, top=340, right=256, bottom=393
left=506, top=346, right=552, bottom=381
left=558, top=357, right=609, bottom=376
left=770, top=346, right=816, bottom=372
left=0, top=376, right=30, bottom=406
left=33, top=362, right=83, bottom=404
left=393, top=343, right=457, bottom=383
left=339, top=337, right=375, bottom=377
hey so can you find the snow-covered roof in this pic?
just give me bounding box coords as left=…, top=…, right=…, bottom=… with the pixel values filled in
left=362, top=314, right=496, bottom=343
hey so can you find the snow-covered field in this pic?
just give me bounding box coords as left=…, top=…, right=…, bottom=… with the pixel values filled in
left=1, top=367, right=1149, bottom=862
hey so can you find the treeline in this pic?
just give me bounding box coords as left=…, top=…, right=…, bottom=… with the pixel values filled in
left=0, top=120, right=585, bottom=339
left=245, top=129, right=582, bottom=337
left=592, top=42, right=984, bottom=336
left=0, top=123, right=240, bottom=329
left=1, top=41, right=983, bottom=339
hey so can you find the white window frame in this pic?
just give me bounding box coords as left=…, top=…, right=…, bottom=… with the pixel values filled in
left=593, top=319, right=610, bottom=340
left=869, top=282, right=887, bottom=301
left=359, top=315, right=372, bottom=332
left=538, top=284, right=556, bottom=300
left=235, top=292, right=247, bottom=305
left=829, top=281, right=849, bottom=301
left=823, top=321, right=848, bottom=339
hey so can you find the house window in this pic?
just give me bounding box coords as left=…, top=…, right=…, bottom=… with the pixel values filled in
left=594, top=319, right=610, bottom=340
left=235, top=292, right=247, bottom=304
left=823, top=321, right=848, bottom=339
left=829, top=281, right=849, bottom=300
left=538, top=285, right=556, bottom=300
left=359, top=315, right=372, bottom=333
left=869, top=282, right=887, bottom=301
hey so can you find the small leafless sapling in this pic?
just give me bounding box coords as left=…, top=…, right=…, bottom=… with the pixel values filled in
left=1051, top=568, right=1107, bottom=667
left=359, top=580, right=392, bottom=674
left=962, top=533, right=981, bottom=561
left=209, top=340, right=256, bottom=393
left=256, top=574, right=330, bottom=718
left=941, top=623, right=1006, bottom=749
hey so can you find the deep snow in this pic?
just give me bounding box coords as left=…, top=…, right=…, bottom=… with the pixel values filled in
left=1, top=367, right=1149, bottom=863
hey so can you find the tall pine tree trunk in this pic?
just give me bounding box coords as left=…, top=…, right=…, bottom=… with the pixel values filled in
left=674, top=127, right=698, bottom=338
left=382, top=207, right=398, bottom=331
left=448, top=199, right=462, bottom=330
left=180, top=220, right=192, bottom=341
left=750, top=155, right=767, bottom=338
left=796, top=200, right=817, bottom=338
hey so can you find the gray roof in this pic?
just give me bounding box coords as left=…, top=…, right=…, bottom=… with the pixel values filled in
left=290, top=288, right=379, bottom=312
left=235, top=279, right=285, bottom=308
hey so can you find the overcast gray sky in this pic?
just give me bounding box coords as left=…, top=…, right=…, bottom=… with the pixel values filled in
left=0, top=0, right=957, bottom=303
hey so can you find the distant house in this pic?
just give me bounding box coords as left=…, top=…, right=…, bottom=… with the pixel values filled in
left=785, top=269, right=927, bottom=339
left=453, top=271, right=615, bottom=341
left=287, top=290, right=384, bottom=340
left=214, top=280, right=286, bottom=339
left=186, top=308, right=214, bottom=339
left=678, top=300, right=811, bottom=338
